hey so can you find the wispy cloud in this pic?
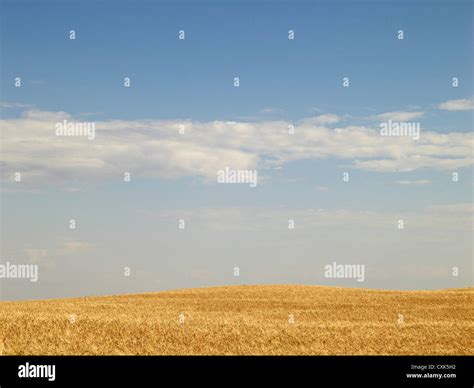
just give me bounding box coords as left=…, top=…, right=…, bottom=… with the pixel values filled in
left=259, top=107, right=284, bottom=115
left=316, top=186, right=330, bottom=192
left=299, top=114, right=341, bottom=125
left=0, top=101, right=34, bottom=109
left=147, top=204, right=473, bottom=232
left=396, top=179, right=431, bottom=185
left=56, top=241, right=93, bottom=256
left=1, top=109, right=472, bottom=189
left=24, top=248, right=48, bottom=263
left=438, top=97, right=474, bottom=111
left=372, top=111, right=424, bottom=121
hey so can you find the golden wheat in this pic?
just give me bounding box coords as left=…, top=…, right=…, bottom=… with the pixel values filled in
left=0, top=285, right=472, bottom=355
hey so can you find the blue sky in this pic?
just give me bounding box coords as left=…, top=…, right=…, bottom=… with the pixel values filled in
left=0, top=0, right=472, bottom=299
left=2, top=0, right=472, bottom=123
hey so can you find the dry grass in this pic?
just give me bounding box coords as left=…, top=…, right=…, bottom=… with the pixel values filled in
left=0, top=285, right=472, bottom=355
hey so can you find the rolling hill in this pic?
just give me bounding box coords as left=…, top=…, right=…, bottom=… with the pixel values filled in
left=0, top=285, right=472, bottom=355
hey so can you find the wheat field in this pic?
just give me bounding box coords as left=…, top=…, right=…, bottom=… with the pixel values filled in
left=0, top=285, right=472, bottom=355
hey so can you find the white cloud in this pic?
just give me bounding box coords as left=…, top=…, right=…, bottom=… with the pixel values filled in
left=428, top=203, right=474, bottom=214
left=147, top=204, right=473, bottom=232
left=1, top=109, right=472, bottom=189
left=0, top=101, right=34, bottom=109
left=259, top=107, right=283, bottom=114
left=24, top=248, right=48, bottom=263
left=299, top=114, right=341, bottom=125
left=353, top=156, right=471, bottom=172
left=396, top=180, right=431, bottom=185
left=374, top=111, right=424, bottom=121
left=438, top=98, right=474, bottom=111
left=56, top=241, right=93, bottom=256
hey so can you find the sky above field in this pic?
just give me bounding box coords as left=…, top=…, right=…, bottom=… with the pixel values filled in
left=1, top=0, right=473, bottom=299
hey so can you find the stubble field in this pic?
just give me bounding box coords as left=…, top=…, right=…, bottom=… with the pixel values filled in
left=0, top=285, right=472, bottom=355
